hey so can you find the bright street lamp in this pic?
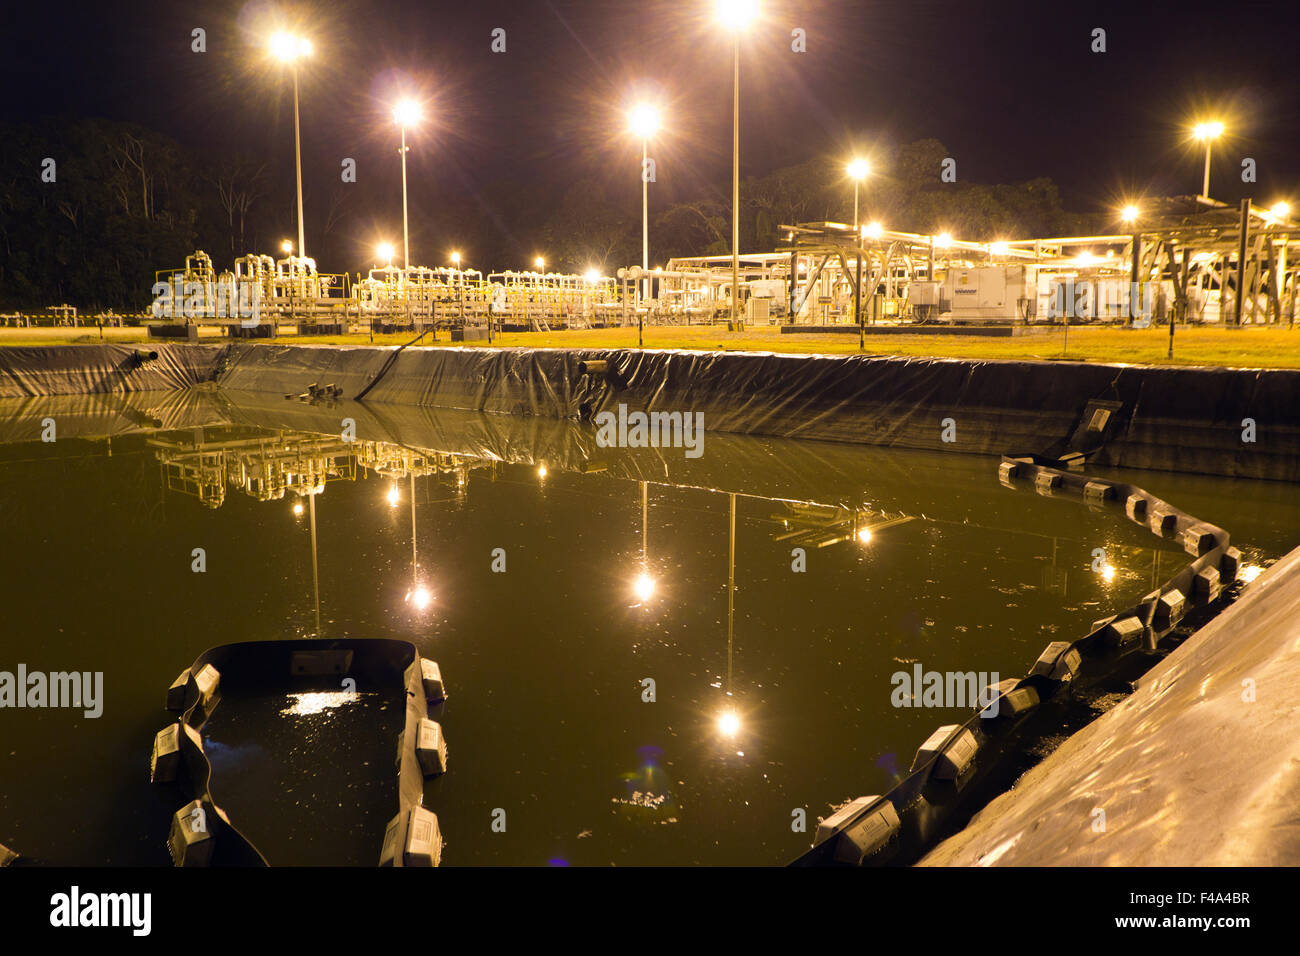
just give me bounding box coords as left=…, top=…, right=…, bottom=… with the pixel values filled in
left=535, top=256, right=545, bottom=272
left=1121, top=204, right=1139, bottom=224
left=269, top=32, right=312, bottom=259
left=847, top=158, right=869, bottom=232
left=629, top=102, right=661, bottom=304
left=1192, top=121, right=1224, bottom=199
left=280, top=238, right=294, bottom=255
left=376, top=241, right=395, bottom=265
left=450, top=251, right=461, bottom=267
left=716, top=0, right=758, bottom=328
left=392, top=99, right=422, bottom=271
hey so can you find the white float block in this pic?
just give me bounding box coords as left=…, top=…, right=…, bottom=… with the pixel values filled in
left=168, top=799, right=215, bottom=867
left=416, top=718, right=448, bottom=777
left=420, top=658, right=446, bottom=702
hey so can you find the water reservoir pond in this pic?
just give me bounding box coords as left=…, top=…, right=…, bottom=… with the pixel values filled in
left=0, top=393, right=1295, bottom=866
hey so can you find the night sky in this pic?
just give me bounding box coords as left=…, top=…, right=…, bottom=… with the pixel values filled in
left=4, top=0, right=1298, bottom=268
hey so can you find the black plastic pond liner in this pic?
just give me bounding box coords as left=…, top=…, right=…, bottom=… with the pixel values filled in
left=148, top=638, right=448, bottom=867
left=790, top=459, right=1239, bottom=867
left=1, top=343, right=1296, bottom=480
left=212, top=344, right=1300, bottom=481
left=0, top=344, right=225, bottom=398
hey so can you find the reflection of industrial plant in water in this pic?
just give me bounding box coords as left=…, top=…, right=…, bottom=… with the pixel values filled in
left=148, top=427, right=493, bottom=509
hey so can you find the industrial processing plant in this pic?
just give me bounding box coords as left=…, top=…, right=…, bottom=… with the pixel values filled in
left=0, top=0, right=1296, bottom=943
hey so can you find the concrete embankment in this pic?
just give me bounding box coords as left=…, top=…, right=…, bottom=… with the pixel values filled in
left=918, top=541, right=1300, bottom=867
left=0, top=342, right=1296, bottom=481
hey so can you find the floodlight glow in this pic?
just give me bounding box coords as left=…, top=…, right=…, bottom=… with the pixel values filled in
left=934, top=233, right=952, bottom=248
left=281, top=239, right=294, bottom=254
left=1078, top=250, right=1096, bottom=265
left=990, top=240, right=1008, bottom=255
left=535, top=257, right=545, bottom=271
left=387, top=485, right=400, bottom=507
left=1270, top=202, right=1291, bottom=219
left=864, top=222, right=883, bottom=239
left=393, top=98, right=422, bottom=127
left=718, top=710, right=741, bottom=736
left=1122, top=205, right=1139, bottom=223
left=584, top=268, right=601, bottom=284
left=715, top=0, right=759, bottom=30
left=629, top=103, right=660, bottom=139
left=634, top=573, right=656, bottom=602
left=1193, top=121, right=1224, bottom=139
left=450, top=251, right=461, bottom=266
left=270, top=32, right=311, bottom=62
left=376, top=241, right=395, bottom=263
left=847, top=158, right=870, bottom=181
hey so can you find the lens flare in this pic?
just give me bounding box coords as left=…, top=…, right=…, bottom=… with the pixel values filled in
left=634, top=573, right=656, bottom=602
left=718, top=710, right=741, bottom=737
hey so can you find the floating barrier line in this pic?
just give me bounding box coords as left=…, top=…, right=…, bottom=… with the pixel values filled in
left=791, top=457, right=1240, bottom=867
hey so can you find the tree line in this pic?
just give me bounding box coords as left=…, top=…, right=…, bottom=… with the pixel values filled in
left=1, top=118, right=1098, bottom=310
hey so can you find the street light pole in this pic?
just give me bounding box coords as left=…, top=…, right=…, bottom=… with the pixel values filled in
left=731, top=34, right=741, bottom=329
left=400, top=123, right=410, bottom=270
left=1202, top=141, right=1212, bottom=199
left=292, top=63, right=305, bottom=259
left=642, top=136, right=650, bottom=304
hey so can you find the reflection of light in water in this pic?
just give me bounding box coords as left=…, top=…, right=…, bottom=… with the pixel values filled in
left=634, top=573, right=655, bottom=602
left=281, top=690, right=362, bottom=717
left=406, top=586, right=432, bottom=610
left=1239, top=565, right=1264, bottom=583
left=387, top=485, right=400, bottom=507
left=292, top=500, right=304, bottom=516
left=537, top=464, right=548, bottom=479
left=857, top=527, right=872, bottom=544
left=1102, top=564, right=1116, bottom=582
left=718, top=710, right=741, bottom=737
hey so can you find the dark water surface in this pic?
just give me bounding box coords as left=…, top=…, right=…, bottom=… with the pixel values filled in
left=0, top=393, right=1295, bottom=866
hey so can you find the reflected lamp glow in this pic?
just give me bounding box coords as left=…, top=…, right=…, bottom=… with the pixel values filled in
left=292, top=500, right=304, bottom=516
left=857, top=527, right=873, bottom=544
left=1239, top=564, right=1264, bottom=583
left=634, top=573, right=656, bottom=602
left=387, top=484, right=400, bottom=507
left=717, top=709, right=741, bottom=737
left=537, top=464, right=548, bottom=479
left=1102, top=564, right=1116, bottom=582
left=407, top=586, right=432, bottom=610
